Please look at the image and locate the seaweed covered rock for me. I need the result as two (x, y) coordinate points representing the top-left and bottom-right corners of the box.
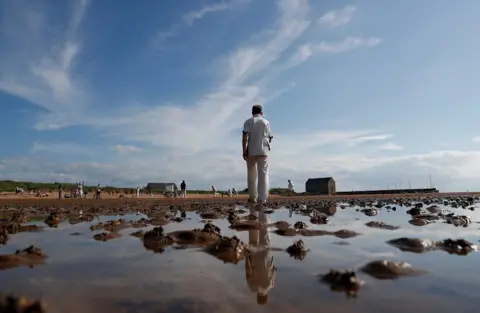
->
(320, 269), (364, 298)
(0, 245), (47, 270)
(361, 260), (426, 279)
(93, 232), (122, 242)
(387, 237), (436, 253)
(438, 238), (477, 255)
(172, 220), (222, 243)
(365, 221), (400, 230)
(206, 236), (247, 264)
(310, 214), (328, 225)
(143, 227), (175, 245)
(44, 212), (62, 227)
(0, 294), (47, 313)
(286, 239), (308, 260)
(293, 221), (307, 230)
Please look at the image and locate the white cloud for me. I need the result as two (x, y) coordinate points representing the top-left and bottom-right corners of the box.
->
(183, 0), (250, 25)
(112, 145), (143, 155)
(287, 36), (382, 67)
(75, 0), (313, 155)
(472, 136), (480, 143)
(0, 0), (89, 114)
(379, 142), (404, 151)
(319, 5), (356, 27)
(30, 141), (93, 156)
(153, 0), (251, 49)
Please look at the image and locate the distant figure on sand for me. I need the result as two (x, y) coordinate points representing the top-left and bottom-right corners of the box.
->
(136, 186), (140, 198)
(287, 180), (294, 196)
(180, 180), (187, 198)
(58, 184), (62, 200)
(95, 184), (102, 200)
(245, 209), (276, 305)
(232, 188), (237, 196)
(212, 186), (217, 197)
(242, 104), (273, 205)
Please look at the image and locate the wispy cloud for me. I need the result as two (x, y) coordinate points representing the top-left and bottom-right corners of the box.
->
(319, 5), (356, 27)
(30, 141), (93, 156)
(379, 142), (404, 151)
(89, 0), (312, 154)
(472, 136), (480, 143)
(339, 133), (394, 148)
(153, 0), (251, 49)
(112, 145), (143, 155)
(183, 0), (250, 25)
(0, 0), (89, 114)
(286, 36), (382, 67)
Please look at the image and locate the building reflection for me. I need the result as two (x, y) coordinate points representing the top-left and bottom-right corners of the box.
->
(245, 209), (277, 305)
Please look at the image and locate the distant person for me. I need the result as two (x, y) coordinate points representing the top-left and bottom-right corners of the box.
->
(287, 180), (294, 196)
(136, 186), (140, 198)
(212, 186), (217, 197)
(180, 180), (187, 198)
(232, 188), (237, 196)
(79, 181), (84, 198)
(245, 209), (276, 305)
(242, 104), (273, 205)
(95, 184), (102, 200)
(58, 184), (62, 200)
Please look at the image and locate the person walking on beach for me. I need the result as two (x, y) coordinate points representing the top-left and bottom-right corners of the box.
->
(242, 104), (273, 205)
(180, 180), (187, 198)
(212, 186), (217, 197)
(58, 183), (62, 200)
(136, 186), (140, 198)
(287, 180), (294, 196)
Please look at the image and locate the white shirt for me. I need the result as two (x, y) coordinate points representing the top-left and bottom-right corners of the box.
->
(288, 181), (294, 190)
(243, 114), (272, 156)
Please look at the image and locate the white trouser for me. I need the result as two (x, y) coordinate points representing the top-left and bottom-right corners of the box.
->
(247, 155), (269, 202)
(181, 190), (187, 198)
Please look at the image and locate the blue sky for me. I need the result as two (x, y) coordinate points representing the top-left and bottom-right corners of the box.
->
(1, 0), (480, 191)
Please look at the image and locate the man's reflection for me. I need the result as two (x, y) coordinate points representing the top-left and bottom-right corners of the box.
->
(245, 209), (276, 305)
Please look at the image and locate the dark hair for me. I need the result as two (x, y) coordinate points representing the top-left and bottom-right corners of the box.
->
(252, 105), (262, 115)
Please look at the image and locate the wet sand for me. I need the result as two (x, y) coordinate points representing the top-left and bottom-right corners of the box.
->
(1, 195), (480, 313)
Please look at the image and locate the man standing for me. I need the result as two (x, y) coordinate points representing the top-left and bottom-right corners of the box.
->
(136, 186), (140, 198)
(242, 104), (273, 205)
(180, 180), (187, 198)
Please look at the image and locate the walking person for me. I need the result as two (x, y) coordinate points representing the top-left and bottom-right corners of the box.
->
(136, 186), (140, 198)
(58, 183), (62, 200)
(287, 180), (294, 196)
(212, 186), (217, 197)
(242, 104), (273, 205)
(180, 180), (187, 198)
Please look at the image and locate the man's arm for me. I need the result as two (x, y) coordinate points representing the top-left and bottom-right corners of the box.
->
(242, 120), (250, 160)
(266, 121), (273, 143)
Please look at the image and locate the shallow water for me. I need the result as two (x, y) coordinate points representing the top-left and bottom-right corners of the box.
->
(1, 204), (480, 313)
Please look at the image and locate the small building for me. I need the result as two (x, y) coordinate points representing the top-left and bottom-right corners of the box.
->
(146, 182), (178, 193)
(305, 177), (336, 195)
